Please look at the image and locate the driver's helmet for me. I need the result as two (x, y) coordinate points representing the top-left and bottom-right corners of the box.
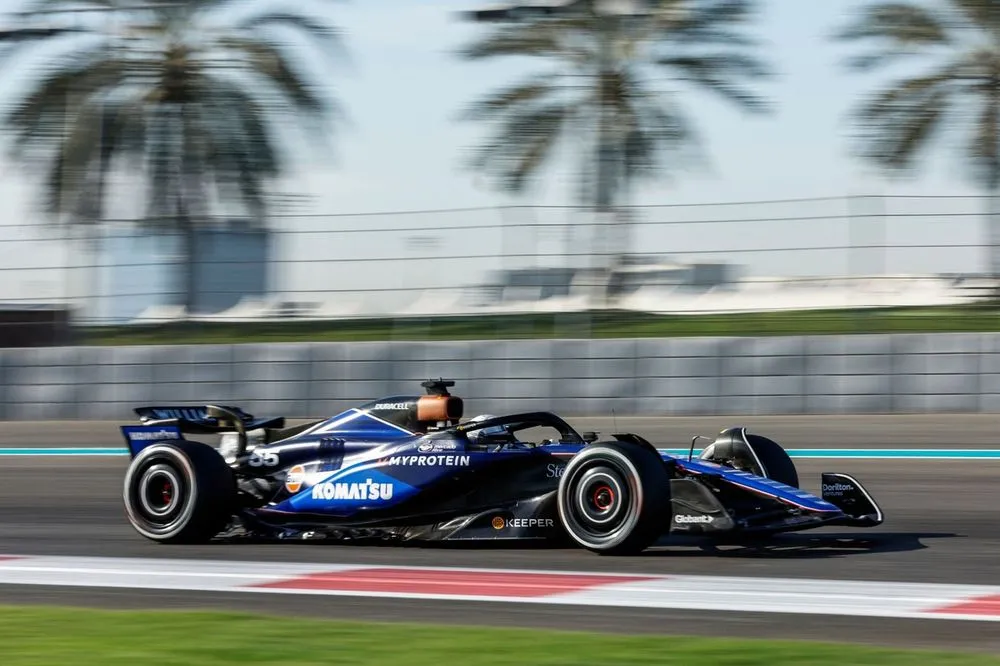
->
(466, 414), (508, 441)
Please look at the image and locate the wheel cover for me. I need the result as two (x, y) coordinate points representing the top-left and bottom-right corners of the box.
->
(559, 451), (643, 549)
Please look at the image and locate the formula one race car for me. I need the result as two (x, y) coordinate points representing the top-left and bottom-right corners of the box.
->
(119, 380), (884, 555)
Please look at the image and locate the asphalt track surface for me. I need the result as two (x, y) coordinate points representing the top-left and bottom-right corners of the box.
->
(1, 415), (999, 653)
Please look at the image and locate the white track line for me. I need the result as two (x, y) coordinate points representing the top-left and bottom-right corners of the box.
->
(0, 555), (997, 622)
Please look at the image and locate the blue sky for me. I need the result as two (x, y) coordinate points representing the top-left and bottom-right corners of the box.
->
(0, 0), (989, 313)
(298, 0), (973, 210)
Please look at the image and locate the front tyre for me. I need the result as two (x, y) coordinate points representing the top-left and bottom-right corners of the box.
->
(123, 440), (236, 544)
(557, 442), (672, 555)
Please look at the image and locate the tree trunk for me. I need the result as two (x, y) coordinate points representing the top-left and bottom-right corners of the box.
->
(990, 186), (1000, 282)
(177, 194), (197, 317)
(85, 100), (113, 324)
(594, 15), (619, 309)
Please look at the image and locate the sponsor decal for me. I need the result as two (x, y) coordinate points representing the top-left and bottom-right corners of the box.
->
(371, 402), (411, 411)
(127, 429), (180, 441)
(675, 514), (714, 524)
(546, 463), (566, 478)
(419, 442), (458, 453)
(823, 482), (854, 495)
(385, 455), (470, 467)
(491, 516), (555, 530)
(285, 465), (305, 494)
(311, 478), (394, 501)
(151, 408), (207, 421)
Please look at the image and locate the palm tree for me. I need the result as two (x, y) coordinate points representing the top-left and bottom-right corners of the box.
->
(0, 0), (345, 317)
(835, 0), (1000, 279)
(456, 0), (771, 243)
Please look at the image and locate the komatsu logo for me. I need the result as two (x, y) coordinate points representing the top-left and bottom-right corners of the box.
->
(128, 429), (180, 441)
(386, 455), (470, 467)
(371, 402), (410, 410)
(311, 479), (394, 501)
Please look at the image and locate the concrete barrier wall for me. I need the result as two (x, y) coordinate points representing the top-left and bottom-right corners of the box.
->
(0, 332), (994, 420)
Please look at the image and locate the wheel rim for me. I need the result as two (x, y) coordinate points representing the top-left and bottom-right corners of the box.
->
(573, 466), (627, 528)
(138, 464), (182, 519)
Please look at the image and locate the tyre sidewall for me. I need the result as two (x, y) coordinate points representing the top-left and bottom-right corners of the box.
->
(123, 443), (200, 541)
(556, 443), (670, 554)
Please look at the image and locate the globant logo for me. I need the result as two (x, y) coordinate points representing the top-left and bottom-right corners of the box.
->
(675, 514), (714, 524)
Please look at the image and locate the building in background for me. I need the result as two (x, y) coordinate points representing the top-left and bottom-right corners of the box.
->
(470, 256), (736, 307)
(96, 220), (273, 323)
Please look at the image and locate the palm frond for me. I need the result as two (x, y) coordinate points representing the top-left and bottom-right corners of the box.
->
(469, 103), (574, 193)
(967, 88), (1000, 189)
(215, 35), (329, 116)
(835, 2), (951, 71)
(657, 53), (771, 112)
(41, 95), (115, 222)
(18, 0), (116, 13)
(236, 11), (347, 63)
(457, 21), (592, 63)
(459, 74), (561, 121)
(666, 0), (762, 46)
(952, 0), (1000, 34)
(851, 69), (955, 172)
(2, 48), (123, 159)
(456, 0), (768, 203)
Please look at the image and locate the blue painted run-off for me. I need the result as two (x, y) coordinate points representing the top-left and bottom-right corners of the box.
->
(2, 447), (1000, 460)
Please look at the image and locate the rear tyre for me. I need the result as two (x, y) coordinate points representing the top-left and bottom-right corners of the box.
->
(556, 442), (672, 555)
(123, 440), (236, 544)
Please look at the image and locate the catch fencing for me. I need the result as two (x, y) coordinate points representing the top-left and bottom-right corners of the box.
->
(0, 194), (991, 330)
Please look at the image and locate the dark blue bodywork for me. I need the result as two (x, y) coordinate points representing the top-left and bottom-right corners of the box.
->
(120, 389), (882, 545)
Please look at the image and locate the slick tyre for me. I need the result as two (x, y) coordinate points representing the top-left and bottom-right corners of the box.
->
(123, 440), (236, 544)
(557, 442), (671, 555)
(745, 434), (799, 489)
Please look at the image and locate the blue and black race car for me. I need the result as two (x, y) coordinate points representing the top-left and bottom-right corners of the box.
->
(120, 380), (884, 555)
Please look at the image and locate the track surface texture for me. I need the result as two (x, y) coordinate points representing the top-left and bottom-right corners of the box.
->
(1, 416), (999, 652)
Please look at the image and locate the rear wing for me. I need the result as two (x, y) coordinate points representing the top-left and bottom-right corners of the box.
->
(134, 405), (285, 433)
(121, 405), (285, 458)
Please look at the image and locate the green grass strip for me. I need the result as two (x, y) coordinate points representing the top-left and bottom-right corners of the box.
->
(0, 606), (996, 665)
(79, 304), (1000, 346)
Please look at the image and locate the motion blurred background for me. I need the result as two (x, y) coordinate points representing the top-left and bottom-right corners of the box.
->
(0, 0), (997, 417)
